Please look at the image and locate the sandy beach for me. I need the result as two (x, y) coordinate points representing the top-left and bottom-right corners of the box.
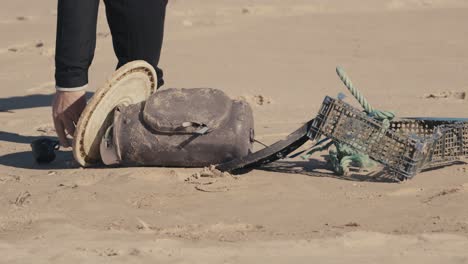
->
(1, 0), (468, 263)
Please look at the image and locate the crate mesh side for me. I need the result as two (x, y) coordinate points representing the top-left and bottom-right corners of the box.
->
(311, 97), (427, 178)
(390, 120), (468, 168)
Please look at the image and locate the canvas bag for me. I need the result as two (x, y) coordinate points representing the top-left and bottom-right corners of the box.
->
(112, 88), (254, 167)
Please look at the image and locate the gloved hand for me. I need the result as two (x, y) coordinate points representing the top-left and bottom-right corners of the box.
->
(52, 90), (86, 147)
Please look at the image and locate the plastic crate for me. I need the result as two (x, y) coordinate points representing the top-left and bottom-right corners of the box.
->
(309, 97), (434, 179)
(390, 118), (468, 169)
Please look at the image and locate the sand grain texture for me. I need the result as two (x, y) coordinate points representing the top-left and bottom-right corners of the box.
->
(1, 0), (468, 263)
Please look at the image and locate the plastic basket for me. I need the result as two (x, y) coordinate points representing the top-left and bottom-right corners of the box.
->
(309, 97), (434, 179)
(390, 119), (468, 169)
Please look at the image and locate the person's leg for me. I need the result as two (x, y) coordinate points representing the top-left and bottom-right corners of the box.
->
(55, 0), (100, 89)
(104, 0), (167, 88)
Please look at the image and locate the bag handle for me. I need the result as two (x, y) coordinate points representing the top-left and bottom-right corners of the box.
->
(182, 122), (209, 135)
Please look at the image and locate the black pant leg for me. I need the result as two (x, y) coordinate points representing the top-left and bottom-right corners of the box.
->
(55, 0), (100, 88)
(104, 0), (167, 88)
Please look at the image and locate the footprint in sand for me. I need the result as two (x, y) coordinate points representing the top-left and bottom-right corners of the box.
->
(7, 41), (54, 57)
(423, 91), (466, 100)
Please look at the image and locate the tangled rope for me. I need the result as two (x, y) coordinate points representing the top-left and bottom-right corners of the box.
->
(302, 66), (396, 176)
(335, 67), (395, 121)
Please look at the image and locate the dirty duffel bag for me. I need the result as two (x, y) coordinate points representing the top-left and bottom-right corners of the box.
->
(110, 88), (255, 167)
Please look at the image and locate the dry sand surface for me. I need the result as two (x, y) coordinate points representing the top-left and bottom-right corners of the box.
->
(1, 0), (468, 263)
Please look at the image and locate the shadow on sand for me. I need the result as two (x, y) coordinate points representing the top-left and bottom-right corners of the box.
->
(0, 92), (95, 169)
(0, 131), (77, 170)
(0, 92), (94, 112)
(260, 159), (400, 183)
(0, 150), (77, 170)
(0, 131), (47, 144)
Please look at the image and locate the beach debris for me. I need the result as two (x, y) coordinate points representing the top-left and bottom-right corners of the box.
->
(31, 138), (60, 164)
(307, 67), (394, 176)
(306, 95), (468, 180)
(219, 66), (468, 180)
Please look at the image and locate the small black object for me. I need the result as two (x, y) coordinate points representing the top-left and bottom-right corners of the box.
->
(31, 138), (60, 164)
(216, 121), (312, 173)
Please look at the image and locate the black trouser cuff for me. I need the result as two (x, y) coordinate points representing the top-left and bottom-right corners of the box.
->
(55, 70), (89, 89)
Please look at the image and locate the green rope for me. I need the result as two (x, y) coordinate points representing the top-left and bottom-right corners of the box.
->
(303, 66), (395, 176)
(335, 66), (396, 121)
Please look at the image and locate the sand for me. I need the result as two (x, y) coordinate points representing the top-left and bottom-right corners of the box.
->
(1, 0), (468, 263)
